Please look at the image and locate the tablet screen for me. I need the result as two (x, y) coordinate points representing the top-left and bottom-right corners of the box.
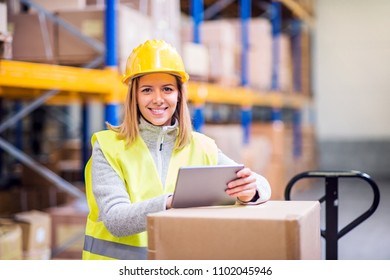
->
(171, 164), (244, 208)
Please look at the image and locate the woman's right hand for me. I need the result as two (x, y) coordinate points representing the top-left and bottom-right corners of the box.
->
(166, 195), (173, 209)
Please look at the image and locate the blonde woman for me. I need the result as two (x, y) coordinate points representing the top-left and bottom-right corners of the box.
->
(82, 40), (271, 260)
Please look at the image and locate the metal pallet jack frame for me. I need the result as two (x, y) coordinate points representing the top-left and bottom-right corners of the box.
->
(285, 170), (380, 260)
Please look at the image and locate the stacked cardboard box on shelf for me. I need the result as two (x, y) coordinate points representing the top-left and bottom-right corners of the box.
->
(0, 220), (23, 260)
(0, 188), (22, 216)
(201, 20), (240, 86)
(54, 139), (84, 183)
(20, 157), (70, 211)
(58, 0), (182, 71)
(13, 210), (52, 260)
(0, 0), (12, 61)
(181, 17), (295, 93)
(300, 26), (312, 96)
(0, 33), (12, 60)
(10, 0), (182, 72)
(56, 6), (105, 65)
(27, 0), (87, 12)
(56, 5), (154, 69)
(228, 18), (273, 91)
(277, 34), (294, 92)
(203, 124), (244, 164)
(181, 42), (209, 81)
(10, 1), (88, 63)
(46, 202), (88, 260)
(13, 138), (86, 213)
(181, 19), (240, 86)
(204, 122), (290, 200)
(204, 121), (318, 200)
(243, 122), (294, 200)
(0, 207), (85, 260)
(289, 123), (319, 191)
(116, 4), (153, 73)
(0, 2), (7, 34)
(12, 13), (57, 63)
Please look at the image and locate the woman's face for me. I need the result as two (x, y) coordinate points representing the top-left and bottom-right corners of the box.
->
(137, 73), (179, 126)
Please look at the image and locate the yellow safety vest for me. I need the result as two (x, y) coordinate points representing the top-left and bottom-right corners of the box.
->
(82, 129), (218, 260)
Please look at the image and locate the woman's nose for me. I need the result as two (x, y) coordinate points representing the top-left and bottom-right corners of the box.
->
(152, 91), (163, 104)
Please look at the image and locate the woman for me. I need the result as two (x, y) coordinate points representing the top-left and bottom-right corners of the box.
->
(82, 40), (271, 260)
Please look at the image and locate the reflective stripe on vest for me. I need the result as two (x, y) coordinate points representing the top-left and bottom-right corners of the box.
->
(83, 235), (147, 260)
(83, 130), (218, 260)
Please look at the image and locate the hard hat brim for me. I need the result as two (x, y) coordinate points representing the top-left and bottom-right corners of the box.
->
(122, 70), (189, 85)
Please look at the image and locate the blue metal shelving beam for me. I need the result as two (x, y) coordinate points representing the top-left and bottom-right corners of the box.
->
(292, 109), (302, 158)
(105, 0), (118, 68)
(192, 0), (204, 44)
(291, 20), (303, 159)
(191, 0), (205, 132)
(240, 0), (250, 87)
(271, 107), (282, 122)
(269, 2), (283, 125)
(291, 19), (302, 93)
(82, 103), (90, 181)
(104, 0), (120, 127)
(271, 1), (281, 91)
(240, 0), (252, 145)
(104, 104), (120, 127)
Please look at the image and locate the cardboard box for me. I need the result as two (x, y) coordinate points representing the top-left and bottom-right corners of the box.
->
(21, 158), (59, 188)
(12, 13), (56, 63)
(251, 122), (293, 159)
(14, 210), (52, 259)
(203, 124), (243, 163)
(56, 7), (103, 64)
(29, 0), (86, 12)
(57, 5), (153, 67)
(0, 189), (22, 215)
(0, 220), (23, 260)
(181, 20), (240, 85)
(46, 203), (88, 259)
(147, 201), (321, 260)
(117, 4), (153, 73)
(0, 2), (7, 34)
(248, 47), (272, 91)
(182, 42), (209, 79)
(0, 33), (13, 60)
(277, 34), (293, 92)
(226, 18), (273, 90)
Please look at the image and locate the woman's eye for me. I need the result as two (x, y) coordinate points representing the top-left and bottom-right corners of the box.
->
(141, 88), (152, 93)
(163, 87), (173, 92)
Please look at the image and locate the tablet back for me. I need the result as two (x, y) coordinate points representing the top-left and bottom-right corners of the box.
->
(171, 165), (244, 208)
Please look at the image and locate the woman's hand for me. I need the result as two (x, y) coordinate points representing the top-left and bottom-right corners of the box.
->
(166, 195), (173, 209)
(225, 167), (257, 202)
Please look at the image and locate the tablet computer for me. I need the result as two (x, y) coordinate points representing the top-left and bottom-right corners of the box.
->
(171, 164), (245, 208)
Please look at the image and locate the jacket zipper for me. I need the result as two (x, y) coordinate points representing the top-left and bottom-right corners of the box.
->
(156, 127), (167, 181)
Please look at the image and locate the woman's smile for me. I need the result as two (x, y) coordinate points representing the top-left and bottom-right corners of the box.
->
(137, 73), (179, 126)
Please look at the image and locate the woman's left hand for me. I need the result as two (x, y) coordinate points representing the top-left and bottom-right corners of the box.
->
(225, 167), (257, 202)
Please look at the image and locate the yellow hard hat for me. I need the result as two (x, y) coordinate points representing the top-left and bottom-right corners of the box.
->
(122, 40), (189, 84)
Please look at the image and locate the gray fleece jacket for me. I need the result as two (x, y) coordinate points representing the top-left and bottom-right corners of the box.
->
(91, 118), (271, 237)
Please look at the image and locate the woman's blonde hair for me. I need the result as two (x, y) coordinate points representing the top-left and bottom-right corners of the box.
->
(106, 75), (193, 150)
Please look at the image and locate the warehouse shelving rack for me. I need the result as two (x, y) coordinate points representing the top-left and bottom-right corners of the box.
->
(0, 0), (315, 199)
